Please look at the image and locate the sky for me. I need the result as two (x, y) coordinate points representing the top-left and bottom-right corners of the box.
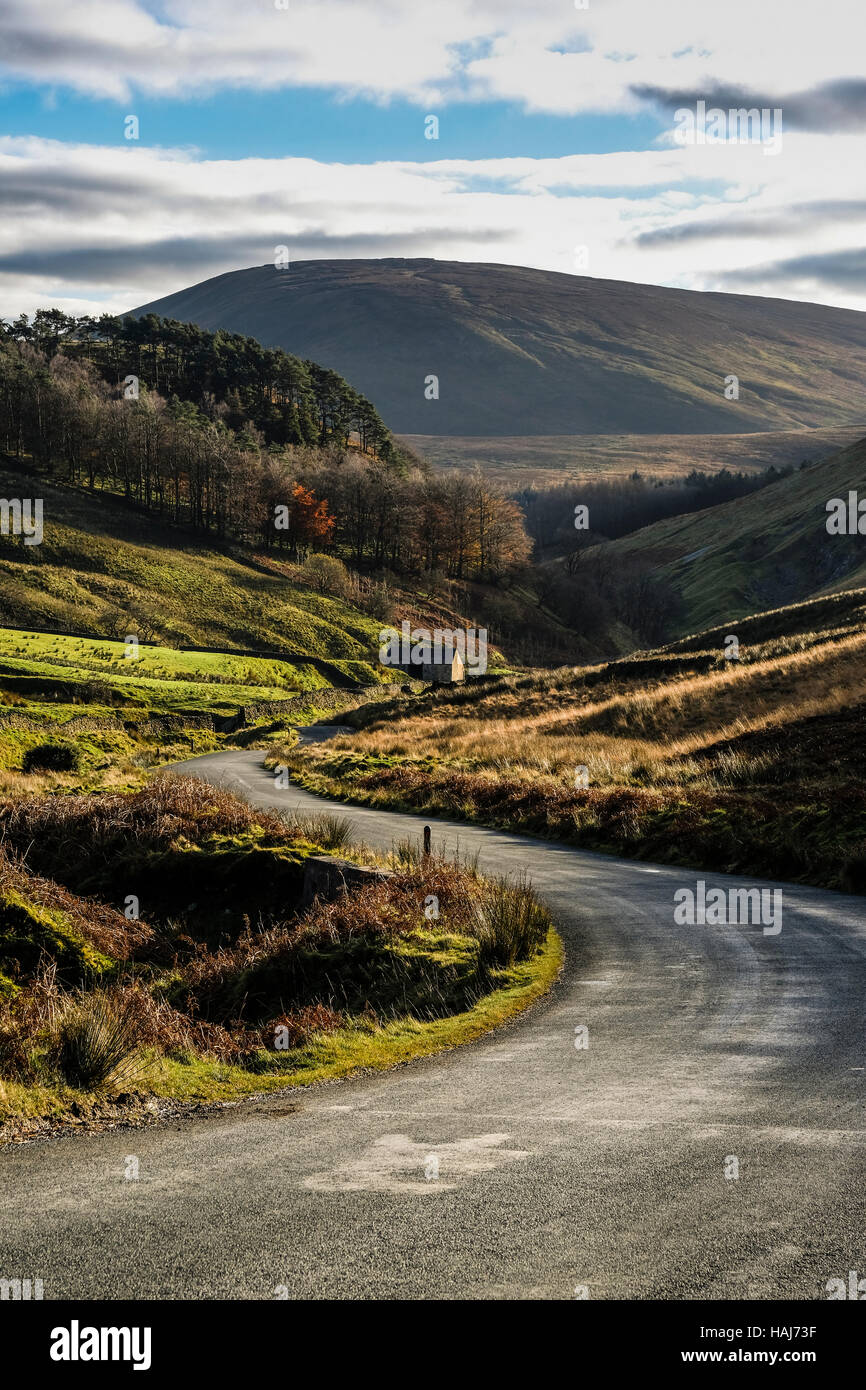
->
(1, 0), (865, 319)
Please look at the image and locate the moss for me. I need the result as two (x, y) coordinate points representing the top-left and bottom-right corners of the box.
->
(0, 889), (115, 986)
(0, 970), (19, 1001)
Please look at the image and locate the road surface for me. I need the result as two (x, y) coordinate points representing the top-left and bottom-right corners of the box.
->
(2, 742), (866, 1300)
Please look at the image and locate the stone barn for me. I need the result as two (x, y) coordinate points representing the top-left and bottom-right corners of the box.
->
(402, 645), (465, 683)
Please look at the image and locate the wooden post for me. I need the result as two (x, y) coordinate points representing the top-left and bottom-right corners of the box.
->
(423, 825), (431, 859)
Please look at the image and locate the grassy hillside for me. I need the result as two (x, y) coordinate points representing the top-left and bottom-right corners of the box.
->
(0, 459), (424, 794)
(0, 456), (619, 670)
(0, 463), (390, 669)
(583, 435), (866, 638)
(133, 258), (866, 436)
(661, 587), (866, 652)
(278, 590), (866, 893)
(0, 629), (358, 711)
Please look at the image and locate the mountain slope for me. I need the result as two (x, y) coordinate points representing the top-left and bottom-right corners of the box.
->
(0, 463), (387, 672)
(132, 258), (866, 436)
(589, 436), (866, 635)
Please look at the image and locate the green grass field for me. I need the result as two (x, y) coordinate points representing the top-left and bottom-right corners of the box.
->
(0, 628), (369, 713)
(0, 625), (409, 792)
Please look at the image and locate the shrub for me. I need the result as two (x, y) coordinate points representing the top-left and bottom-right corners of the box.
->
(0, 961), (61, 1080)
(286, 811), (353, 851)
(300, 553), (354, 599)
(470, 875), (551, 970)
(22, 742), (81, 773)
(78, 679), (118, 706)
(52, 990), (141, 1090)
(841, 843), (866, 894)
(261, 1003), (344, 1050)
(363, 580), (395, 623)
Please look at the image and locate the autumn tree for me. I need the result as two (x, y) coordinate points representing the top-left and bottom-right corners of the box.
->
(274, 483), (335, 560)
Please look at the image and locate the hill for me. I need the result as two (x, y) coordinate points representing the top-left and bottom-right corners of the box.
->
(132, 258), (866, 436)
(282, 589), (866, 893)
(582, 435), (866, 638)
(0, 462), (388, 669)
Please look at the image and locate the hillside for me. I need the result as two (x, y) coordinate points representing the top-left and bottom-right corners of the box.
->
(4, 309), (402, 463)
(0, 458), (563, 674)
(283, 590), (866, 893)
(584, 436), (866, 638)
(133, 258), (866, 436)
(0, 463), (388, 671)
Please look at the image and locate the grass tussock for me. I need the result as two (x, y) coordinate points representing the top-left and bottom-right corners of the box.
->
(52, 990), (142, 1090)
(471, 875), (551, 969)
(283, 811), (354, 851)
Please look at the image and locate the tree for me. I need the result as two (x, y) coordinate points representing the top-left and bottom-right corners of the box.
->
(274, 483), (335, 560)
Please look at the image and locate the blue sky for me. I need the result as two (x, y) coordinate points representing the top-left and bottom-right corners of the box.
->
(1, 0), (864, 318)
(1, 84), (664, 162)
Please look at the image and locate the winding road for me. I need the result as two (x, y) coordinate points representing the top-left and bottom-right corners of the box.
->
(3, 738), (866, 1300)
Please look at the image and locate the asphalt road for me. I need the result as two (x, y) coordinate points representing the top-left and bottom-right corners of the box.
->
(3, 741), (866, 1300)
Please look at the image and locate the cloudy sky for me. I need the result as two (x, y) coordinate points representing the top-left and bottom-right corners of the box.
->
(1, 0), (865, 319)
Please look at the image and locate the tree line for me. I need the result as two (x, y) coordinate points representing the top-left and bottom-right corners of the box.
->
(260, 451), (530, 578)
(0, 334), (530, 581)
(2, 308), (404, 462)
(517, 466), (793, 554)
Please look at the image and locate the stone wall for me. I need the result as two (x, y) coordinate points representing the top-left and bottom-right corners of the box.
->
(301, 854), (394, 908)
(221, 680), (427, 733)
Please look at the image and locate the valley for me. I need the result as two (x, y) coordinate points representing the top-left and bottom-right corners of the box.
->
(1, 273), (864, 1305)
(403, 426), (865, 488)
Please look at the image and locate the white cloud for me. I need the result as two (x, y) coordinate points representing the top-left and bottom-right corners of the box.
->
(2, 133), (865, 319)
(1, 0), (864, 114)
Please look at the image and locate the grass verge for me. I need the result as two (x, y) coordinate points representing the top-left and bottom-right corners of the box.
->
(134, 927), (562, 1103)
(279, 749), (866, 894)
(0, 777), (563, 1140)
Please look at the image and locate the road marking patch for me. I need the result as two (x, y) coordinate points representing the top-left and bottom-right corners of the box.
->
(303, 1132), (530, 1193)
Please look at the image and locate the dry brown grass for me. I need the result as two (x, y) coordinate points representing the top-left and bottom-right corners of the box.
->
(0, 774), (291, 850)
(175, 858), (483, 1005)
(0, 849), (153, 960)
(336, 631), (866, 788)
(0, 965), (248, 1078)
(172, 855), (549, 1028)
